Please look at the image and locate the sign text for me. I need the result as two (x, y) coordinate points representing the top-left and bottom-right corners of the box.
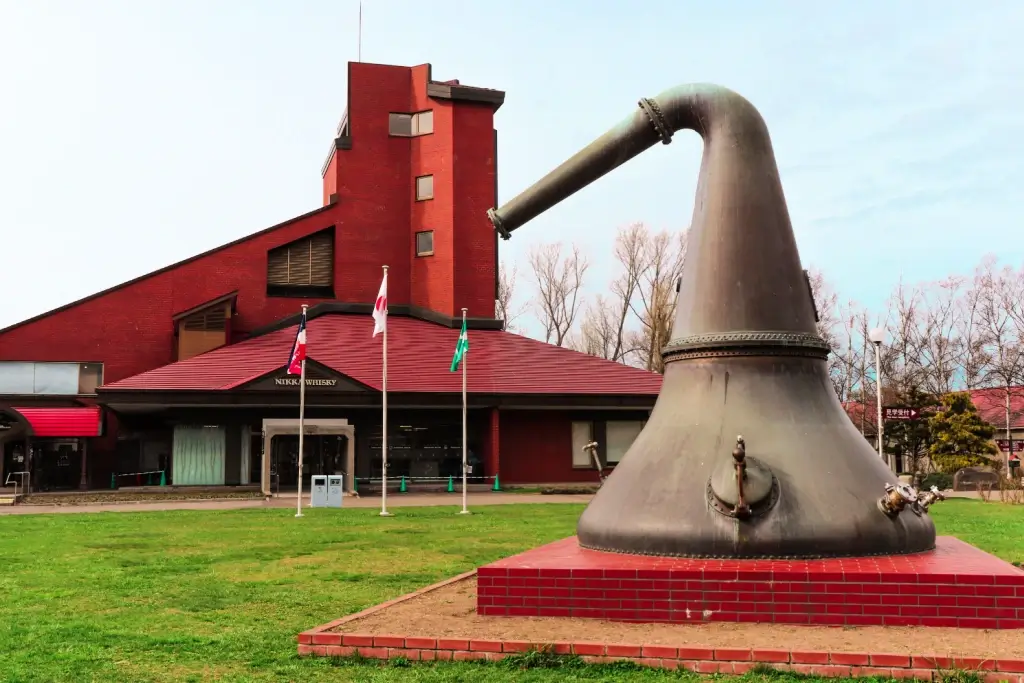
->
(274, 378), (338, 387)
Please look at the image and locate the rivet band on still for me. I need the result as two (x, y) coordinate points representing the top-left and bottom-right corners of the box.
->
(639, 98), (673, 145)
(661, 331), (832, 363)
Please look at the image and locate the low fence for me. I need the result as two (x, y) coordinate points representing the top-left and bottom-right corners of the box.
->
(107, 472), (504, 493)
(352, 474), (501, 493)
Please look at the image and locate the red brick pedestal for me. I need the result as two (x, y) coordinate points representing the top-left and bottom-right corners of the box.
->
(477, 536), (1024, 629)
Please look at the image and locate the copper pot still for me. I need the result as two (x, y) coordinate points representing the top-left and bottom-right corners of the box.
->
(488, 84), (937, 559)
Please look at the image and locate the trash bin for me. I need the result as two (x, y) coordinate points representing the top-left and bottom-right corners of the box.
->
(310, 475), (328, 507)
(327, 475), (344, 508)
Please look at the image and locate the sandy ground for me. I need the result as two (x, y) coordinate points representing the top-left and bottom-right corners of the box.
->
(334, 575), (1024, 659)
(0, 492), (592, 515)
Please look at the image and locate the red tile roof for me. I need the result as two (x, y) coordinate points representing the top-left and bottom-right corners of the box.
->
(12, 406), (103, 437)
(971, 387), (1024, 430)
(101, 314), (664, 395)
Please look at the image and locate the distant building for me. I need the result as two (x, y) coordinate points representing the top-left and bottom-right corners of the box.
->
(843, 388), (1024, 473)
(0, 62), (661, 496)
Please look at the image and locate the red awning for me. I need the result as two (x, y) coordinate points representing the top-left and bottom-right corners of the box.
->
(10, 406), (103, 438)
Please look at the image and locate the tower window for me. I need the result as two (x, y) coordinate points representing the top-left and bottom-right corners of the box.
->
(415, 175), (434, 201)
(415, 231), (434, 256)
(389, 111), (433, 137)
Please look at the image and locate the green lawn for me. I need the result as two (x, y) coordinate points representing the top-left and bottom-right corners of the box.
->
(0, 499), (1018, 682)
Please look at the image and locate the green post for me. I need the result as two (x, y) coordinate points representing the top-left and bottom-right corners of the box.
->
(399, 476), (407, 493)
(353, 477), (358, 493)
(492, 474), (501, 492)
(147, 472), (153, 486)
(160, 471), (166, 486)
(110, 473), (116, 490)
(447, 476), (454, 493)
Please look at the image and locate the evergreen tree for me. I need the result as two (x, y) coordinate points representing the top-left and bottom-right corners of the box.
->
(884, 387), (936, 474)
(928, 392), (999, 473)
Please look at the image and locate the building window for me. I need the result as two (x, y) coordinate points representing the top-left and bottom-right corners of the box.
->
(389, 110), (433, 137)
(415, 175), (434, 201)
(415, 230), (434, 256)
(571, 419), (646, 468)
(605, 421), (645, 465)
(78, 364), (104, 394)
(368, 420), (479, 480)
(571, 421), (594, 468)
(266, 228), (335, 297)
(0, 362), (104, 396)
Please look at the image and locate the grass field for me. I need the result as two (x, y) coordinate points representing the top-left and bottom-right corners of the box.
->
(0, 499), (1020, 682)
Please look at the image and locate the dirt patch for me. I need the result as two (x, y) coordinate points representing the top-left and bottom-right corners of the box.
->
(333, 575), (1024, 659)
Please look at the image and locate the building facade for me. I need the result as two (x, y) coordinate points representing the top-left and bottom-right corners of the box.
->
(0, 61), (661, 496)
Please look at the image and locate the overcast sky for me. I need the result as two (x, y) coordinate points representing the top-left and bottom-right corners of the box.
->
(1, 1), (1021, 338)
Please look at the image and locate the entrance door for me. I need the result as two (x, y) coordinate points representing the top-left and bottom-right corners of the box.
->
(2, 441), (27, 487)
(270, 434), (348, 491)
(35, 441), (82, 492)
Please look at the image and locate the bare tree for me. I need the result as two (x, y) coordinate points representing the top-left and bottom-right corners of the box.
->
(955, 276), (989, 390)
(528, 242), (589, 347)
(973, 257), (1024, 468)
(629, 229), (688, 373)
(571, 223), (647, 362)
(916, 277), (965, 396)
(879, 279), (926, 397)
(571, 295), (627, 359)
(858, 311), (877, 439)
(805, 268), (846, 397)
(496, 260), (528, 334)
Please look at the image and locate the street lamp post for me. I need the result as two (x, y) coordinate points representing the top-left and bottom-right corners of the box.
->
(868, 327), (888, 470)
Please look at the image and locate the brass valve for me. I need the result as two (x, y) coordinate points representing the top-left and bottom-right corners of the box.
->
(879, 482), (918, 517)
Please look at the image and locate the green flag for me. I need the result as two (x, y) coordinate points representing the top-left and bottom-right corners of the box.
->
(450, 319), (469, 372)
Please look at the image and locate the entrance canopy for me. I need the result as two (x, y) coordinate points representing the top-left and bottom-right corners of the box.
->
(261, 418), (355, 496)
(2, 406), (103, 438)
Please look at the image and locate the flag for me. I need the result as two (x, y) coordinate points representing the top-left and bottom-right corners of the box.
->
(372, 271), (388, 337)
(450, 318), (469, 372)
(286, 309), (307, 375)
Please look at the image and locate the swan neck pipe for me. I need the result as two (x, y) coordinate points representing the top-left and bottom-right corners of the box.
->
(486, 84), (752, 238)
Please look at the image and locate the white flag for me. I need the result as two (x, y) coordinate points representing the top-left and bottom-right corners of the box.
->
(372, 271), (388, 337)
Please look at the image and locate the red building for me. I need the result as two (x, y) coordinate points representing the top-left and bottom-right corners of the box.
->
(0, 61), (661, 497)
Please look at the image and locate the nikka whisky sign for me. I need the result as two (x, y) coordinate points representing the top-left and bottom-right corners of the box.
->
(273, 377), (339, 388)
(245, 362), (366, 392)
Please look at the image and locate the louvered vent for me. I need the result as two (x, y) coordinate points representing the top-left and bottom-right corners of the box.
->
(267, 230), (334, 291)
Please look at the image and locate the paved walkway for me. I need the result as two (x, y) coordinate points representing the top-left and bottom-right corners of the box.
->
(0, 488), (996, 517)
(0, 492), (594, 516)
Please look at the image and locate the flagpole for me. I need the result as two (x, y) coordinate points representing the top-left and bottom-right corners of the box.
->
(460, 308), (470, 515)
(295, 304), (308, 518)
(380, 265), (393, 517)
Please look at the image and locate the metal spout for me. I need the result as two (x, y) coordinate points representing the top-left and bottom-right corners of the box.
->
(917, 486), (946, 513)
(732, 436), (751, 519)
(583, 441), (605, 483)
